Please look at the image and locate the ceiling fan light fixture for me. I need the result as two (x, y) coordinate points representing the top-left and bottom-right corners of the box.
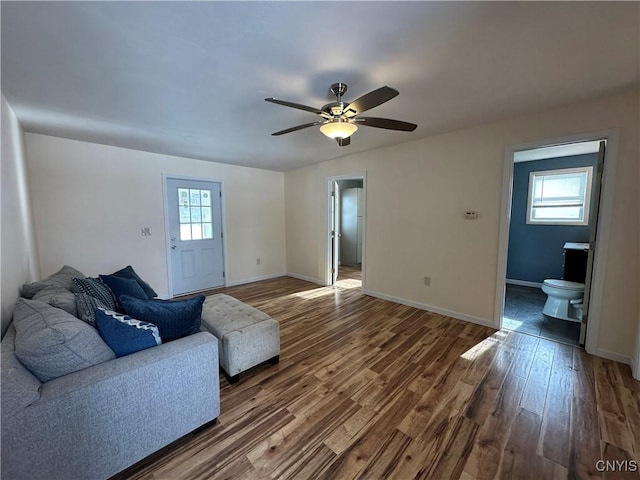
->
(319, 120), (358, 139)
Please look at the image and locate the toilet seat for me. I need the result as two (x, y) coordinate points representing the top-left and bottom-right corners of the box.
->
(542, 279), (584, 291)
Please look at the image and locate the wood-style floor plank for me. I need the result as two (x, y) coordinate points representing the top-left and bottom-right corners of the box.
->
(114, 275), (639, 480)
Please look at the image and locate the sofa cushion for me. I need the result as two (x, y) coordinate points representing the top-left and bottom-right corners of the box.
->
(95, 308), (161, 357)
(110, 265), (158, 299)
(32, 287), (78, 317)
(120, 295), (205, 342)
(12, 298), (115, 383)
(71, 277), (117, 311)
(99, 274), (148, 310)
(21, 265), (85, 299)
(1, 325), (42, 416)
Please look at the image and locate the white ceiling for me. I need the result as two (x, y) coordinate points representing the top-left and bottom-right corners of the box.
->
(2, 1), (638, 171)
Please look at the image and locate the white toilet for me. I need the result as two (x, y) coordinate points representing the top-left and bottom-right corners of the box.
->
(541, 279), (584, 322)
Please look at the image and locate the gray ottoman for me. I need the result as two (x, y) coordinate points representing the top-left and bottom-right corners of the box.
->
(200, 294), (280, 383)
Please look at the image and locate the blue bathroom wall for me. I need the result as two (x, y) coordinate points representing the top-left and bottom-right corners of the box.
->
(506, 153), (598, 283)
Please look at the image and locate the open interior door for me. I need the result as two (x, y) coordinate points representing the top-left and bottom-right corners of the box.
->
(330, 181), (340, 284)
(580, 140), (605, 346)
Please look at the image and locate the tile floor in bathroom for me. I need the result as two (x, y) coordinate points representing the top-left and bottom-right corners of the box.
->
(503, 283), (581, 346)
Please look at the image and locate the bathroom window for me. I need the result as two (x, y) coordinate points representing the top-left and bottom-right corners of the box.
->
(527, 166), (593, 225)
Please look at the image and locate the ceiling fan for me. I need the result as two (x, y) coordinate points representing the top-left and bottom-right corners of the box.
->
(265, 83), (417, 147)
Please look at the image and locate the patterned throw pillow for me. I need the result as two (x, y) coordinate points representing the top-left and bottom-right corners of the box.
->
(74, 293), (108, 326)
(71, 277), (117, 311)
(119, 295), (205, 342)
(95, 308), (161, 358)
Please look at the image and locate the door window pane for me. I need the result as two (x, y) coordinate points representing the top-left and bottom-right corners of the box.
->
(180, 224), (192, 241)
(179, 188), (190, 206)
(189, 189), (201, 206)
(201, 190), (211, 206)
(179, 206), (190, 223)
(203, 223), (213, 239)
(191, 223), (203, 240)
(201, 206), (212, 222)
(190, 206), (202, 222)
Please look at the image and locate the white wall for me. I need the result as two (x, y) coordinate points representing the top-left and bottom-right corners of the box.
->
(284, 164), (319, 283)
(285, 89), (639, 361)
(25, 134), (286, 297)
(1, 94), (39, 337)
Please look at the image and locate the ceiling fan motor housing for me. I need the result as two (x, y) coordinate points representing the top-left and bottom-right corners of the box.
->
(330, 82), (347, 98)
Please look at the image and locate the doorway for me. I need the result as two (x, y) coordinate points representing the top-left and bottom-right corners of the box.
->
(328, 175), (366, 288)
(164, 176), (226, 296)
(496, 135), (615, 352)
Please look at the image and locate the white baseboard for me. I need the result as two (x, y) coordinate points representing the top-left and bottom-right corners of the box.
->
(631, 355), (638, 380)
(595, 348), (631, 366)
(286, 272), (323, 285)
(362, 289), (496, 329)
(225, 272), (286, 287)
(506, 279), (543, 288)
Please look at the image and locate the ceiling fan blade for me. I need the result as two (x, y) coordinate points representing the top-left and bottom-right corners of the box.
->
(271, 121), (324, 136)
(336, 136), (351, 147)
(265, 98), (325, 115)
(343, 86), (399, 115)
(356, 117), (417, 132)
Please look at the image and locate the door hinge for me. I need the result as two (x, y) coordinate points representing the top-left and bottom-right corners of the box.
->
(219, 191), (222, 198)
(221, 231), (224, 239)
(331, 191), (335, 197)
(223, 271), (225, 278)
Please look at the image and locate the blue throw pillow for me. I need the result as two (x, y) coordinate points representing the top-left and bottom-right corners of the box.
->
(99, 274), (148, 310)
(119, 295), (205, 342)
(110, 265), (157, 299)
(95, 308), (161, 358)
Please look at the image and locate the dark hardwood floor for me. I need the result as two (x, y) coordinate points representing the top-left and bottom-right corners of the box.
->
(115, 276), (639, 480)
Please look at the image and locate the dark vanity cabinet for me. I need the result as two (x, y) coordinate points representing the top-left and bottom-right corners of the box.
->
(562, 242), (589, 283)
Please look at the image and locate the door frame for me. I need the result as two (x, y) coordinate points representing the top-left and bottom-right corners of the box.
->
(633, 323), (640, 380)
(494, 130), (619, 357)
(326, 173), (367, 288)
(162, 173), (229, 297)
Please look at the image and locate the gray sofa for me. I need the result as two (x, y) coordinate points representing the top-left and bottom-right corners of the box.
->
(1, 321), (220, 480)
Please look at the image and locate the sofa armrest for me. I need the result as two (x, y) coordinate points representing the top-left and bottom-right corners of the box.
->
(2, 331), (220, 480)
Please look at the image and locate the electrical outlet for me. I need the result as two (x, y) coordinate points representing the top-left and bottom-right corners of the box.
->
(424, 276), (431, 286)
(141, 227), (151, 236)
(256, 258), (261, 265)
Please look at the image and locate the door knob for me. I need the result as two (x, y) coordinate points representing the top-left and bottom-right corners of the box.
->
(171, 245), (177, 250)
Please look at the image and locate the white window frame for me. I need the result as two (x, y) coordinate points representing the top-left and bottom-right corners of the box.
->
(526, 166), (593, 226)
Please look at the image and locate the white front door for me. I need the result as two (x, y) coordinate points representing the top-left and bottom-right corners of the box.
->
(166, 177), (225, 295)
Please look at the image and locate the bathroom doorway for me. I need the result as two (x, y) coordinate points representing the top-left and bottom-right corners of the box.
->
(496, 137), (612, 349)
(328, 175), (365, 289)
